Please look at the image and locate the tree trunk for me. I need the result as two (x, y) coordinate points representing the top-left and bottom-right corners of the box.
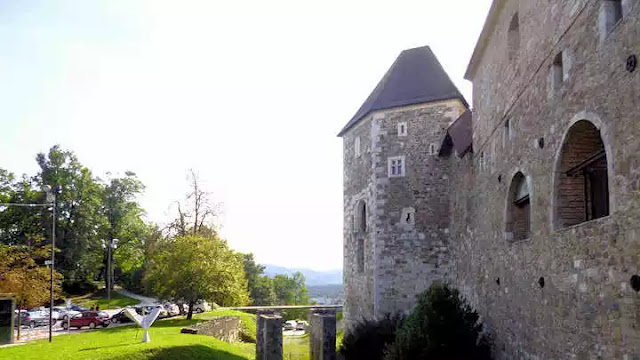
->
(186, 301), (194, 320)
(16, 303), (21, 340)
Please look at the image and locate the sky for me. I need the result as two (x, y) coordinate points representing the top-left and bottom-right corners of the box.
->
(0, 0), (492, 270)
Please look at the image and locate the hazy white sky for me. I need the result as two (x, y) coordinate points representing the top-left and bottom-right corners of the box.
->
(0, 0), (491, 270)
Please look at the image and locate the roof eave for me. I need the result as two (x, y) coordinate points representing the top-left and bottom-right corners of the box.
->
(464, 0), (506, 80)
(337, 95), (469, 137)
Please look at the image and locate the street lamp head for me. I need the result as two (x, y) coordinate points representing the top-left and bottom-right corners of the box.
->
(41, 185), (52, 193)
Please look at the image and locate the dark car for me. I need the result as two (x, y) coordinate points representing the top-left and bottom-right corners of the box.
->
(14, 311), (49, 328)
(109, 309), (134, 324)
(62, 311), (110, 329)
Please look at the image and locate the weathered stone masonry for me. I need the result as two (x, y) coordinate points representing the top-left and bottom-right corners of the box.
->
(340, 0), (640, 358)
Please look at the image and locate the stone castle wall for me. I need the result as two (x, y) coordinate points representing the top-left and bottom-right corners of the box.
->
(450, 0), (640, 359)
(343, 0), (640, 357)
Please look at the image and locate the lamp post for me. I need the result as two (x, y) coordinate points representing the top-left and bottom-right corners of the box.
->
(101, 238), (119, 301)
(42, 185), (61, 343)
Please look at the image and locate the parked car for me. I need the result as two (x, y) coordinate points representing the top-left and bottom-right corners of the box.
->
(109, 309), (134, 324)
(15, 311), (49, 328)
(163, 303), (180, 316)
(283, 320), (297, 331)
(62, 311), (110, 329)
(143, 305), (168, 318)
(192, 300), (211, 313)
(53, 306), (79, 321)
(69, 305), (88, 312)
(295, 320), (308, 330)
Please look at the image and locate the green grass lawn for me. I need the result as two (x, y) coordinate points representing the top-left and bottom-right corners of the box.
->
(0, 310), (256, 360)
(0, 309), (318, 360)
(72, 289), (140, 310)
(283, 335), (309, 360)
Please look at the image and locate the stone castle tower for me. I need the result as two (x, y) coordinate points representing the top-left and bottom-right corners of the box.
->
(338, 46), (468, 325)
(340, 0), (640, 358)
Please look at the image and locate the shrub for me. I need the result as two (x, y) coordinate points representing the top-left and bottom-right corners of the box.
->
(339, 313), (405, 360)
(385, 282), (492, 360)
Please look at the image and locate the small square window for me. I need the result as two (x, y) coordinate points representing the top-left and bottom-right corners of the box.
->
(388, 156), (406, 177)
(397, 122), (408, 137)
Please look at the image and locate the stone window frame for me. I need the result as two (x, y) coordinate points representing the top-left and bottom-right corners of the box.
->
(551, 51), (565, 91)
(397, 122), (408, 137)
(599, 0), (626, 39)
(504, 171), (532, 243)
(354, 136), (361, 158)
(507, 12), (520, 61)
(550, 111), (615, 232)
(428, 143), (438, 156)
(388, 156), (406, 177)
(504, 118), (512, 146)
(400, 207), (416, 228)
(355, 199), (367, 233)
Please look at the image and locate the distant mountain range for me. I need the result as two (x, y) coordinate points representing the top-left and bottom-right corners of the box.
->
(263, 265), (343, 286)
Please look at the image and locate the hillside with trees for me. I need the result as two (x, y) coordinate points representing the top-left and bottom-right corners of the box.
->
(0, 145), (311, 310)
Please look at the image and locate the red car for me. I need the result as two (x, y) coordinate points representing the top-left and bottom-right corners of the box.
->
(62, 311), (110, 329)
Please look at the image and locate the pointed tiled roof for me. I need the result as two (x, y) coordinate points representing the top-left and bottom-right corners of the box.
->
(337, 46), (468, 137)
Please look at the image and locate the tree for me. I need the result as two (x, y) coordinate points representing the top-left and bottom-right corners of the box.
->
(0, 244), (62, 340)
(167, 170), (219, 237)
(384, 282), (492, 360)
(36, 146), (105, 292)
(100, 172), (147, 292)
(144, 234), (249, 319)
(273, 272), (311, 305)
(243, 253), (276, 306)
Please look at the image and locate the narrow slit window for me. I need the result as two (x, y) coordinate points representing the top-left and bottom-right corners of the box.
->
(398, 122), (408, 137)
(552, 52), (564, 90)
(604, 0), (623, 34)
(504, 119), (511, 144)
(355, 137), (361, 158)
(508, 13), (520, 61)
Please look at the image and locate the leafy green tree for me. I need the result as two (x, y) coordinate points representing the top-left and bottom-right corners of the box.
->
(36, 145), (105, 291)
(385, 282), (492, 360)
(0, 244), (62, 339)
(145, 234), (249, 319)
(0, 170), (47, 247)
(100, 172), (147, 291)
(273, 272), (311, 305)
(242, 253), (277, 306)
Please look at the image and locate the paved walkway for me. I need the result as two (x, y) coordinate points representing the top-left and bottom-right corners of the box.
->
(116, 289), (158, 305)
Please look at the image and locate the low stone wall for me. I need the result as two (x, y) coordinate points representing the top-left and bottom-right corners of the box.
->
(180, 316), (240, 342)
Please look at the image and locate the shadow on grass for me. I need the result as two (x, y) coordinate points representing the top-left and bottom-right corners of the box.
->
(113, 345), (248, 360)
(79, 341), (138, 351)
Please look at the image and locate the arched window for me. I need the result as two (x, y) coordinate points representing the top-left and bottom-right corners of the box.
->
(508, 13), (520, 61)
(555, 120), (609, 229)
(506, 172), (530, 241)
(355, 200), (367, 233)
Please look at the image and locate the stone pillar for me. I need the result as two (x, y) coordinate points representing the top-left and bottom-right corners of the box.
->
(310, 312), (337, 360)
(256, 313), (282, 360)
(0, 298), (15, 345)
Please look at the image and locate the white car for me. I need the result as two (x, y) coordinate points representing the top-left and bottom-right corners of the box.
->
(53, 306), (79, 321)
(163, 303), (180, 316)
(192, 300), (211, 313)
(283, 320), (297, 331)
